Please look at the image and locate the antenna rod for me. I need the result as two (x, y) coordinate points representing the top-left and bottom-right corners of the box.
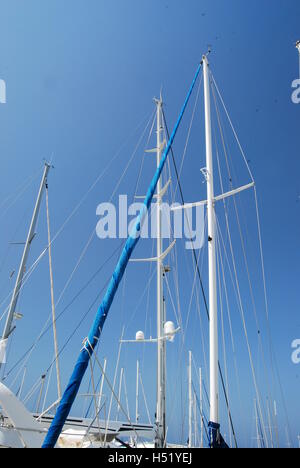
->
(0, 163), (50, 370)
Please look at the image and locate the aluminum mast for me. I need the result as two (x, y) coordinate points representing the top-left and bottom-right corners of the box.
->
(0, 163), (50, 371)
(203, 55), (219, 445)
(155, 96), (166, 448)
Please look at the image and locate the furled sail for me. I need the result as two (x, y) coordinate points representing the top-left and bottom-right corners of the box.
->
(42, 62), (202, 449)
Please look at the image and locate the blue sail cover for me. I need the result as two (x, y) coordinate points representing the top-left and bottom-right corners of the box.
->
(208, 421), (229, 449)
(42, 63), (202, 448)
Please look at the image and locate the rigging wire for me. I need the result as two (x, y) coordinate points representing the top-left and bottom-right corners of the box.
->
(82, 110), (157, 419)
(0, 202), (34, 291)
(254, 185), (293, 444)
(45, 183), (61, 401)
(191, 381), (209, 443)
(42, 358), (55, 414)
(211, 71), (292, 446)
(211, 94), (255, 444)
(3, 108), (155, 387)
(36, 109), (156, 423)
(159, 103), (208, 446)
(3, 241), (125, 381)
(210, 73), (254, 184)
(49, 108), (156, 317)
(172, 74), (203, 201)
(216, 231), (232, 447)
(104, 328), (124, 446)
(0, 110), (155, 327)
(162, 106), (238, 448)
(215, 216), (246, 440)
(139, 372), (152, 425)
(215, 215), (269, 447)
(84, 341), (147, 448)
(0, 167), (42, 219)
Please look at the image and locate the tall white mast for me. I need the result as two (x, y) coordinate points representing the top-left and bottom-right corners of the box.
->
(0, 163), (50, 371)
(124, 96), (175, 447)
(45, 183), (61, 400)
(155, 96), (166, 448)
(203, 55), (219, 433)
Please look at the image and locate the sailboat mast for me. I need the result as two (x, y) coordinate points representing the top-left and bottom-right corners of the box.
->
(203, 55), (219, 438)
(0, 163), (50, 370)
(45, 183), (61, 400)
(155, 96), (166, 448)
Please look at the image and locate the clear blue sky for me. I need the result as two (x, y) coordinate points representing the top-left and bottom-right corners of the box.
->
(0, 0), (299, 448)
